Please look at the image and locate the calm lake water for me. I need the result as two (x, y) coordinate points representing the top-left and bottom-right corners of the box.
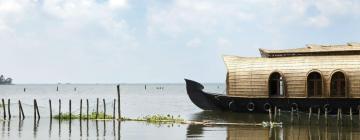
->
(0, 84), (360, 140)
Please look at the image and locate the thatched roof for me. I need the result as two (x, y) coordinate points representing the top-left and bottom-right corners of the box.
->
(260, 42), (360, 58)
(223, 55), (360, 98)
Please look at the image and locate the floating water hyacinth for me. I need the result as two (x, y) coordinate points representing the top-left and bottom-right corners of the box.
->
(54, 113), (186, 124)
(54, 112), (113, 120)
(142, 114), (185, 123)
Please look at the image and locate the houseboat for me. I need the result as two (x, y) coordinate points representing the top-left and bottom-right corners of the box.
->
(185, 43), (360, 114)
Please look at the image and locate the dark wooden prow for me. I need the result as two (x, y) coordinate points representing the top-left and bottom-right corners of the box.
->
(184, 79), (220, 111)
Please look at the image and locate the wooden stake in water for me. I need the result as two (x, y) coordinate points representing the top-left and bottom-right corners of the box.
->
(35, 99), (40, 119)
(59, 99), (62, 118)
(80, 99), (83, 120)
(86, 99), (89, 120)
(96, 98), (99, 119)
(36, 100), (40, 119)
(80, 113), (83, 136)
(117, 85), (121, 119)
(103, 99), (106, 119)
(113, 99), (116, 119)
(18, 100), (25, 119)
(7, 99), (11, 119)
(2, 99), (6, 119)
(18, 100), (22, 119)
(49, 99), (52, 118)
(69, 100), (72, 120)
(33, 99), (37, 120)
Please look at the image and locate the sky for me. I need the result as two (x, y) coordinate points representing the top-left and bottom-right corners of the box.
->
(1, 0), (360, 84)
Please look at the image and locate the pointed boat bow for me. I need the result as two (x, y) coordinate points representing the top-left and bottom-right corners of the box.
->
(184, 79), (221, 110)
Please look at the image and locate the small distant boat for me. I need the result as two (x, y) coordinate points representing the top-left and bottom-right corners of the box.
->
(185, 43), (360, 114)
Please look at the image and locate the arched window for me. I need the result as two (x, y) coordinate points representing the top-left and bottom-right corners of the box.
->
(330, 72), (346, 97)
(269, 72), (285, 97)
(307, 72), (323, 97)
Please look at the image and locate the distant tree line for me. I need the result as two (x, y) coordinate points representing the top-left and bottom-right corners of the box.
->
(0, 75), (12, 84)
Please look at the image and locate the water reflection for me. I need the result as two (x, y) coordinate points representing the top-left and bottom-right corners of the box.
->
(186, 124), (204, 138)
(69, 119), (71, 137)
(49, 119), (52, 138)
(103, 120), (106, 136)
(117, 121), (120, 140)
(58, 119), (61, 137)
(7, 119), (10, 136)
(185, 121), (360, 140)
(18, 119), (23, 137)
(33, 118), (39, 139)
(86, 119), (89, 137)
(1, 120), (4, 138)
(1, 118), (121, 140)
(96, 120), (99, 137)
(2, 111), (360, 139)
(112, 120), (115, 137)
(187, 111), (360, 140)
(79, 119), (82, 137)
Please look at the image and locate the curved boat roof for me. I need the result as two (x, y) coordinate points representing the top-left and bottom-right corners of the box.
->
(259, 42), (360, 58)
(223, 53), (360, 98)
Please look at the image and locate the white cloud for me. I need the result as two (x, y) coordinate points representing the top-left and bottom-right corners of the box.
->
(0, 0), (139, 83)
(0, 0), (33, 32)
(0, 0), (128, 25)
(0, 1), (23, 13)
(147, 0), (360, 36)
(147, 0), (255, 36)
(42, 0), (127, 19)
(109, 0), (127, 9)
(0, 0), (130, 39)
(0, 0), (359, 83)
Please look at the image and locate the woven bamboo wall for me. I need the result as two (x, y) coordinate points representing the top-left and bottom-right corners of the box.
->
(223, 55), (360, 98)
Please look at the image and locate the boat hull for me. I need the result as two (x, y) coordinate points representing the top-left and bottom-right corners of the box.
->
(185, 79), (360, 114)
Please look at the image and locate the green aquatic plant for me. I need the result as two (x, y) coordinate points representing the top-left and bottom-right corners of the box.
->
(52, 113), (280, 128)
(54, 113), (79, 120)
(52, 112), (282, 128)
(86, 112), (113, 119)
(54, 112), (113, 120)
(54, 112), (185, 124)
(142, 114), (184, 123)
(120, 114), (185, 123)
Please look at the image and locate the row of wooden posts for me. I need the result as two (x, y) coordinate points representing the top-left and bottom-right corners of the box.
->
(267, 106), (357, 123)
(1, 85), (122, 120)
